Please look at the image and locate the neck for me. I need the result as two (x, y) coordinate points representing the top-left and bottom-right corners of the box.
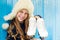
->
(19, 20), (25, 24)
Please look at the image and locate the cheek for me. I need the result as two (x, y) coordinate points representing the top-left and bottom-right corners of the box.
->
(24, 14), (28, 19)
(25, 15), (27, 18)
(17, 13), (21, 17)
(16, 14), (21, 21)
(16, 13), (21, 19)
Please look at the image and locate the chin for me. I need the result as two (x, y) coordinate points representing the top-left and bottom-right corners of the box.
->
(19, 20), (24, 22)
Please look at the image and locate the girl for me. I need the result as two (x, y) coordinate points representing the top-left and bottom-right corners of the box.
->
(2, 0), (34, 40)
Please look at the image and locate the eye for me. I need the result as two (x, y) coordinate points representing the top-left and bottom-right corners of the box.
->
(25, 12), (28, 14)
(20, 11), (23, 13)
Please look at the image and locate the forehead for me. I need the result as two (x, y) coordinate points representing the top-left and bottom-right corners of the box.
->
(17, 9), (29, 15)
(19, 9), (28, 12)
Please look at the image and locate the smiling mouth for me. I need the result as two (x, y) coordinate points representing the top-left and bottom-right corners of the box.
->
(19, 17), (24, 20)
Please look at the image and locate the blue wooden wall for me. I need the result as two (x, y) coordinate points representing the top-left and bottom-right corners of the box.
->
(0, 0), (60, 40)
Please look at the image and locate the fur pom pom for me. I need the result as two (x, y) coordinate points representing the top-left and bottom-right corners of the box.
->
(2, 23), (9, 30)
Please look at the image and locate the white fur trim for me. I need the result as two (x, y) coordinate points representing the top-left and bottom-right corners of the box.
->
(37, 18), (48, 38)
(27, 17), (36, 36)
(4, 0), (34, 21)
(4, 12), (16, 21)
(2, 23), (9, 30)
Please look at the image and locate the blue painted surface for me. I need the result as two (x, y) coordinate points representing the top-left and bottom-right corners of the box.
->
(33, 28), (40, 38)
(0, 0), (60, 40)
(0, 0), (13, 40)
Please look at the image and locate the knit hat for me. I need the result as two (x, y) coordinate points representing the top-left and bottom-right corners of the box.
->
(2, 0), (34, 30)
(4, 0), (34, 21)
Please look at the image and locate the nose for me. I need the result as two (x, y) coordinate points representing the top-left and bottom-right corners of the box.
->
(22, 13), (25, 17)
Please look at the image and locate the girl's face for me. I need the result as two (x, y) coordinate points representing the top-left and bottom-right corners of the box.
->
(16, 9), (28, 22)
